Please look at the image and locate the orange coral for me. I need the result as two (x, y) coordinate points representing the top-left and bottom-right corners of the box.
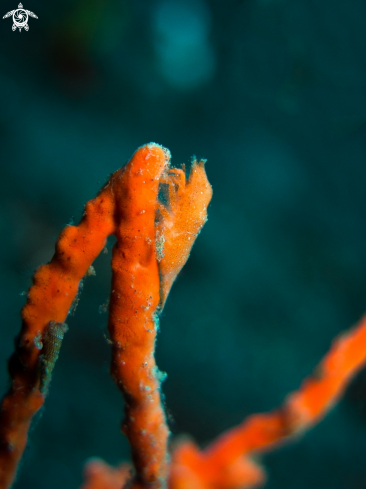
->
(156, 162), (213, 305)
(0, 149), (116, 488)
(107, 151), (211, 488)
(0, 143), (212, 489)
(81, 459), (132, 489)
(4, 140), (365, 489)
(107, 144), (171, 489)
(169, 314), (366, 489)
(81, 314), (366, 489)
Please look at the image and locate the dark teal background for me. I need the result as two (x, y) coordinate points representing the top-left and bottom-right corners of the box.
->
(1, 0), (366, 488)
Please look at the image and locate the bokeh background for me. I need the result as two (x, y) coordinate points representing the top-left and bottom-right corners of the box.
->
(1, 0), (366, 488)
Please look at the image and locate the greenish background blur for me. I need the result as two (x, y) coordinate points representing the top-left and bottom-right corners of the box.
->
(1, 0), (366, 488)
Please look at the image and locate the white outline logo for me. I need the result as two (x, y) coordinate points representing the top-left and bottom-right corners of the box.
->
(3, 3), (38, 32)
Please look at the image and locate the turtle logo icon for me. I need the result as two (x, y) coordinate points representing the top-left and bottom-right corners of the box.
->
(3, 3), (38, 32)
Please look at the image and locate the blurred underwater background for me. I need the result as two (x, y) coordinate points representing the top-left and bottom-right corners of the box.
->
(0, 0), (366, 488)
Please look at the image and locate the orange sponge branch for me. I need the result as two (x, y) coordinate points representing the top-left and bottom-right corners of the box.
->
(0, 143), (213, 489)
(107, 146), (211, 488)
(82, 314), (366, 489)
(0, 165), (116, 489)
(169, 314), (366, 489)
(107, 144), (170, 488)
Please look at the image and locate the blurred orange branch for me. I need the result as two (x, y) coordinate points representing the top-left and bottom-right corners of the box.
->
(82, 315), (366, 489)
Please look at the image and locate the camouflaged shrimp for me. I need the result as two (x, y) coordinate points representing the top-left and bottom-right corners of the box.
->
(38, 321), (68, 393)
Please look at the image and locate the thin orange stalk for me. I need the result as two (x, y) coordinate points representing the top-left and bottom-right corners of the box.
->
(81, 315), (366, 489)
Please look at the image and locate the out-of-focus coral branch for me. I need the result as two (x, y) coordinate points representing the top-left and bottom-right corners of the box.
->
(81, 459), (132, 489)
(82, 314), (366, 489)
(167, 314), (366, 489)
